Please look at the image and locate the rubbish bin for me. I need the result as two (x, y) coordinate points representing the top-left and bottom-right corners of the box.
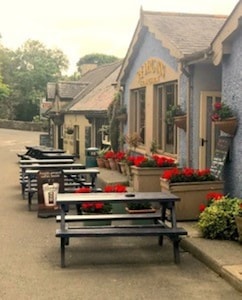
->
(85, 147), (99, 167)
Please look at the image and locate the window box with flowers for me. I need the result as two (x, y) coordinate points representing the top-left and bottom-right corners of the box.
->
(75, 187), (112, 226)
(212, 102), (238, 136)
(131, 154), (176, 192)
(160, 167), (224, 221)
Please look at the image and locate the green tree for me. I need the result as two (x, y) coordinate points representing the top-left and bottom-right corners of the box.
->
(0, 39), (69, 120)
(76, 53), (119, 74)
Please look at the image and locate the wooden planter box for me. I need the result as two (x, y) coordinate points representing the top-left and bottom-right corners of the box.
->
(131, 166), (174, 192)
(160, 179), (224, 221)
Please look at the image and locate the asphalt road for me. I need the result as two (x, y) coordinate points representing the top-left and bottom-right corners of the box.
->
(0, 128), (241, 300)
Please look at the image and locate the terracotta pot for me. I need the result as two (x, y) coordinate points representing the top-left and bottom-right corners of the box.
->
(108, 158), (117, 170)
(104, 159), (111, 169)
(96, 157), (105, 168)
(160, 179), (224, 221)
(118, 162), (127, 175)
(214, 117), (238, 136)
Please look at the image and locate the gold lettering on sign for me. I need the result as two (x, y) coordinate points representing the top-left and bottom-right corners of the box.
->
(137, 59), (166, 86)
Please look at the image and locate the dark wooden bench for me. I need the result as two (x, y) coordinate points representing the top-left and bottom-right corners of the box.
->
(56, 224), (187, 267)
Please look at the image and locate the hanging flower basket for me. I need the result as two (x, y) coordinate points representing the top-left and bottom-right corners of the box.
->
(174, 115), (187, 131)
(213, 117), (238, 136)
(66, 128), (74, 135)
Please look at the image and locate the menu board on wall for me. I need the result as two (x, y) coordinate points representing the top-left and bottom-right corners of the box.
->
(210, 136), (232, 180)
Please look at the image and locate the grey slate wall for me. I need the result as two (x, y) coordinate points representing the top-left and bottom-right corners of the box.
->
(222, 29), (242, 197)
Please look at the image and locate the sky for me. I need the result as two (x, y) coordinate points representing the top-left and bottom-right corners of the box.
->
(0, 0), (239, 74)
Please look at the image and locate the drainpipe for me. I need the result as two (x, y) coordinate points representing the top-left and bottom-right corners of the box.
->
(180, 62), (192, 167)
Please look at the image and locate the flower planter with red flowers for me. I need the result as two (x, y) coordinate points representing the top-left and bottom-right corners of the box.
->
(160, 167), (224, 221)
(103, 184), (127, 213)
(211, 101), (237, 136)
(131, 154), (176, 192)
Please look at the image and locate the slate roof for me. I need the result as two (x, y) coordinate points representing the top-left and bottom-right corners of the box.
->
(118, 10), (227, 82)
(69, 63), (122, 113)
(46, 82), (86, 100)
(143, 11), (227, 57)
(64, 60), (122, 112)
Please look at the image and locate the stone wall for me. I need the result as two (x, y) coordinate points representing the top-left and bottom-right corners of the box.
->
(0, 119), (47, 132)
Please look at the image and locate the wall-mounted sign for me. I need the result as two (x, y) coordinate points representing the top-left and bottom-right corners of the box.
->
(210, 136), (232, 180)
(137, 58), (166, 86)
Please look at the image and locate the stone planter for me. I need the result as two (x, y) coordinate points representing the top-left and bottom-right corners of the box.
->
(160, 179), (224, 221)
(131, 166), (174, 192)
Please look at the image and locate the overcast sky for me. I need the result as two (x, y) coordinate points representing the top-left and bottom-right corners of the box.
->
(0, 0), (239, 74)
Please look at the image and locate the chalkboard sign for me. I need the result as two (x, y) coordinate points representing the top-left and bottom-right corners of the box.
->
(210, 136), (232, 180)
(39, 134), (51, 147)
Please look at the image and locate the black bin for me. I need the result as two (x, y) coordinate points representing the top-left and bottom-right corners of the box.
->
(85, 147), (98, 167)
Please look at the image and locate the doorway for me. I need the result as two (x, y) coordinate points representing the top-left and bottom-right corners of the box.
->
(199, 91), (221, 169)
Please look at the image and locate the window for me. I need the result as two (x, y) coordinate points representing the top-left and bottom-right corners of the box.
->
(130, 88), (146, 144)
(155, 82), (178, 154)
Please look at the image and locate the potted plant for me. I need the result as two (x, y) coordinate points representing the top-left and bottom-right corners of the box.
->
(104, 184), (127, 213)
(75, 187), (112, 226)
(211, 101), (237, 135)
(131, 154), (176, 192)
(104, 150), (116, 170)
(166, 105), (186, 130)
(235, 201), (242, 243)
(125, 200), (156, 225)
(198, 196), (241, 241)
(160, 167), (224, 221)
(115, 151), (127, 174)
(96, 148), (108, 168)
(66, 127), (74, 135)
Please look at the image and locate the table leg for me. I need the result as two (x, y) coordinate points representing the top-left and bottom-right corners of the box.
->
(61, 238), (66, 268)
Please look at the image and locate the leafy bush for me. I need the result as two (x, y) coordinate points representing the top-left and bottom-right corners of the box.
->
(198, 196), (240, 240)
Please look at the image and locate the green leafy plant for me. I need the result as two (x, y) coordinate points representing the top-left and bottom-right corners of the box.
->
(127, 201), (152, 210)
(198, 196), (241, 240)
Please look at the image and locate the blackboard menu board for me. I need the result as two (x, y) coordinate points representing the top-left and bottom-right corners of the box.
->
(210, 136), (232, 180)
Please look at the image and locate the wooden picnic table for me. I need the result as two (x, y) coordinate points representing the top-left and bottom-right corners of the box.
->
(56, 192), (187, 267)
(23, 168), (100, 210)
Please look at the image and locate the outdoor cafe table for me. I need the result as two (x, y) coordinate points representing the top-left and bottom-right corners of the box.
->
(25, 146), (66, 158)
(55, 192), (187, 267)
